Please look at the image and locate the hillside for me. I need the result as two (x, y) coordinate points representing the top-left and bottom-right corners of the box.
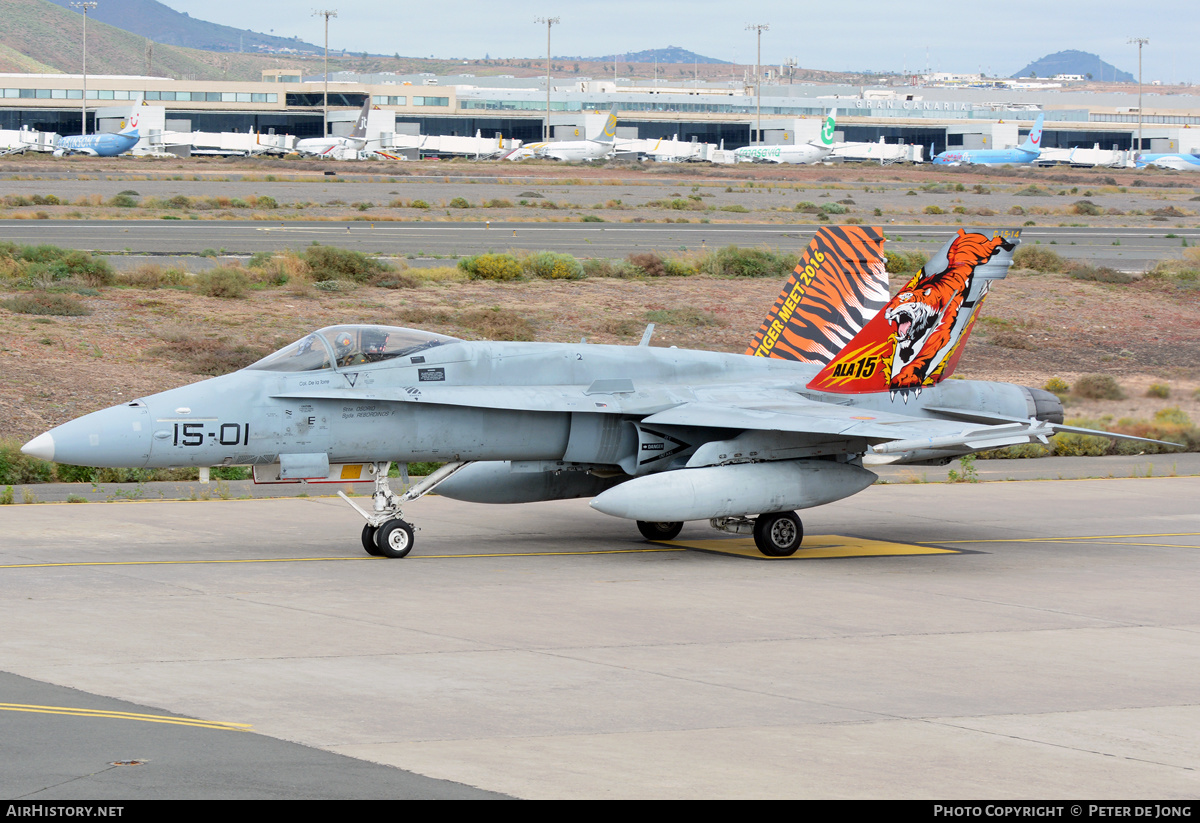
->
(1012, 50), (1133, 82)
(0, 0), (312, 80)
(43, 0), (322, 55)
(573, 46), (730, 65)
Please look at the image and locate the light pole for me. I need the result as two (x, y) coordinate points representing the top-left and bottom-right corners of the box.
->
(746, 24), (768, 145)
(71, 2), (97, 135)
(314, 9), (338, 137)
(1129, 37), (1149, 155)
(535, 17), (559, 141)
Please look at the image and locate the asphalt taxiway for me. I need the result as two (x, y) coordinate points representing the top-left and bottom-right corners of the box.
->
(3, 220), (1196, 270)
(2, 474), (1198, 798)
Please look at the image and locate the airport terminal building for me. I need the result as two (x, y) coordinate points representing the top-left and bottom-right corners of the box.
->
(1, 70), (1198, 156)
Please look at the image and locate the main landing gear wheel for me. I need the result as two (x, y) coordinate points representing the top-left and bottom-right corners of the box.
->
(375, 519), (415, 558)
(361, 524), (383, 557)
(753, 512), (803, 557)
(637, 520), (684, 541)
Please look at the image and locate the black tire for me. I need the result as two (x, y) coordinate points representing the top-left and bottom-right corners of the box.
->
(753, 512), (803, 557)
(361, 524), (382, 556)
(637, 520), (684, 541)
(375, 519), (415, 558)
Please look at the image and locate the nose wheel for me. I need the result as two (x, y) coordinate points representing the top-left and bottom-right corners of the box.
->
(375, 519), (414, 558)
(753, 511), (803, 557)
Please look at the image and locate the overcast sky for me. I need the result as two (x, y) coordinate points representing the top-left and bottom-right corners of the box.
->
(156, 0), (1196, 84)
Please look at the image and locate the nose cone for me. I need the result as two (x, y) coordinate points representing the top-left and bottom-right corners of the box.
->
(25, 402), (153, 468)
(21, 432), (55, 462)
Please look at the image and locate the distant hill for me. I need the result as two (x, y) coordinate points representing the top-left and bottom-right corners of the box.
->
(42, 0), (322, 55)
(1012, 50), (1133, 82)
(572, 46), (730, 65)
(0, 0), (308, 79)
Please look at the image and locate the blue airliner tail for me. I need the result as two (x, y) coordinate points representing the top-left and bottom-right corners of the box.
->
(1017, 112), (1045, 155)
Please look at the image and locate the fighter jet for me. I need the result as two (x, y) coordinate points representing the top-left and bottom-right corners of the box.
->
(21, 227), (1173, 559)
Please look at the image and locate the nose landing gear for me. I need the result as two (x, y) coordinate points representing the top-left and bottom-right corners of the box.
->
(339, 461), (471, 558)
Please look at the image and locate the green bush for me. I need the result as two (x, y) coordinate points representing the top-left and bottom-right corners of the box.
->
(107, 193), (138, 208)
(458, 253), (523, 281)
(1073, 374), (1125, 400)
(193, 267), (249, 298)
(409, 199), (431, 209)
(447, 197), (471, 209)
(303, 245), (391, 283)
(1043, 377), (1070, 395)
(522, 251), (584, 280)
(821, 202), (848, 215)
(885, 251), (927, 274)
(50, 251), (115, 287)
(0, 439), (55, 485)
(1012, 245), (1064, 273)
(1070, 199), (1104, 216)
(2, 292), (91, 316)
(923, 205), (945, 215)
(1146, 382), (1171, 398)
(701, 246), (797, 278)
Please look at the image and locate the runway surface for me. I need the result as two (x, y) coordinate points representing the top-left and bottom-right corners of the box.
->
(2, 475), (1198, 798)
(3, 220), (1196, 269)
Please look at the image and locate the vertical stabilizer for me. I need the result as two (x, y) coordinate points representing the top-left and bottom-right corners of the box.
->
(746, 226), (889, 364)
(593, 106), (619, 143)
(1018, 112), (1045, 154)
(807, 229), (1020, 396)
(817, 107), (837, 149)
(350, 98), (372, 140)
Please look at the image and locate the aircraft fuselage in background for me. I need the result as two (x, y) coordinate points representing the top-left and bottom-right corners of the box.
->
(933, 112), (1045, 166)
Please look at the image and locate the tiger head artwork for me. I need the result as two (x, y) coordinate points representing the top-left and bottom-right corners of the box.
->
(883, 231), (1015, 389)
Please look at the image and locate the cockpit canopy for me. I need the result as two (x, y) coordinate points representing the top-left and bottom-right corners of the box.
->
(247, 325), (459, 372)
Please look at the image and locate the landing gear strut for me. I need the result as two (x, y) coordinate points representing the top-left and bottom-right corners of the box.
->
(339, 461), (472, 558)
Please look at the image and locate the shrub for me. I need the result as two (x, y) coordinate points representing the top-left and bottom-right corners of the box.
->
(458, 253), (523, 281)
(1, 292), (90, 315)
(1070, 199), (1104, 216)
(1146, 382), (1171, 399)
(119, 264), (187, 289)
(582, 259), (618, 278)
(1073, 374), (1125, 400)
(1064, 262), (1137, 283)
(522, 251), (584, 280)
(1012, 246), (1063, 273)
(107, 193), (138, 208)
(719, 204), (750, 213)
(0, 439), (55, 485)
(580, 214), (604, 222)
(625, 252), (667, 277)
(304, 245), (391, 283)
(885, 251), (927, 274)
(447, 197), (471, 209)
(1043, 377), (1070, 395)
(821, 202), (848, 215)
(701, 246), (797, 278)
(923, 205), (945, 215)
(193, 266), (249, 298)
(409, 199), (431, 209)
(51, 251), (115, 287)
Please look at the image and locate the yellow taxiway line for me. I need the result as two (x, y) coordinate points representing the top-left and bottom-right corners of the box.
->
(0, 703), (251, 732)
